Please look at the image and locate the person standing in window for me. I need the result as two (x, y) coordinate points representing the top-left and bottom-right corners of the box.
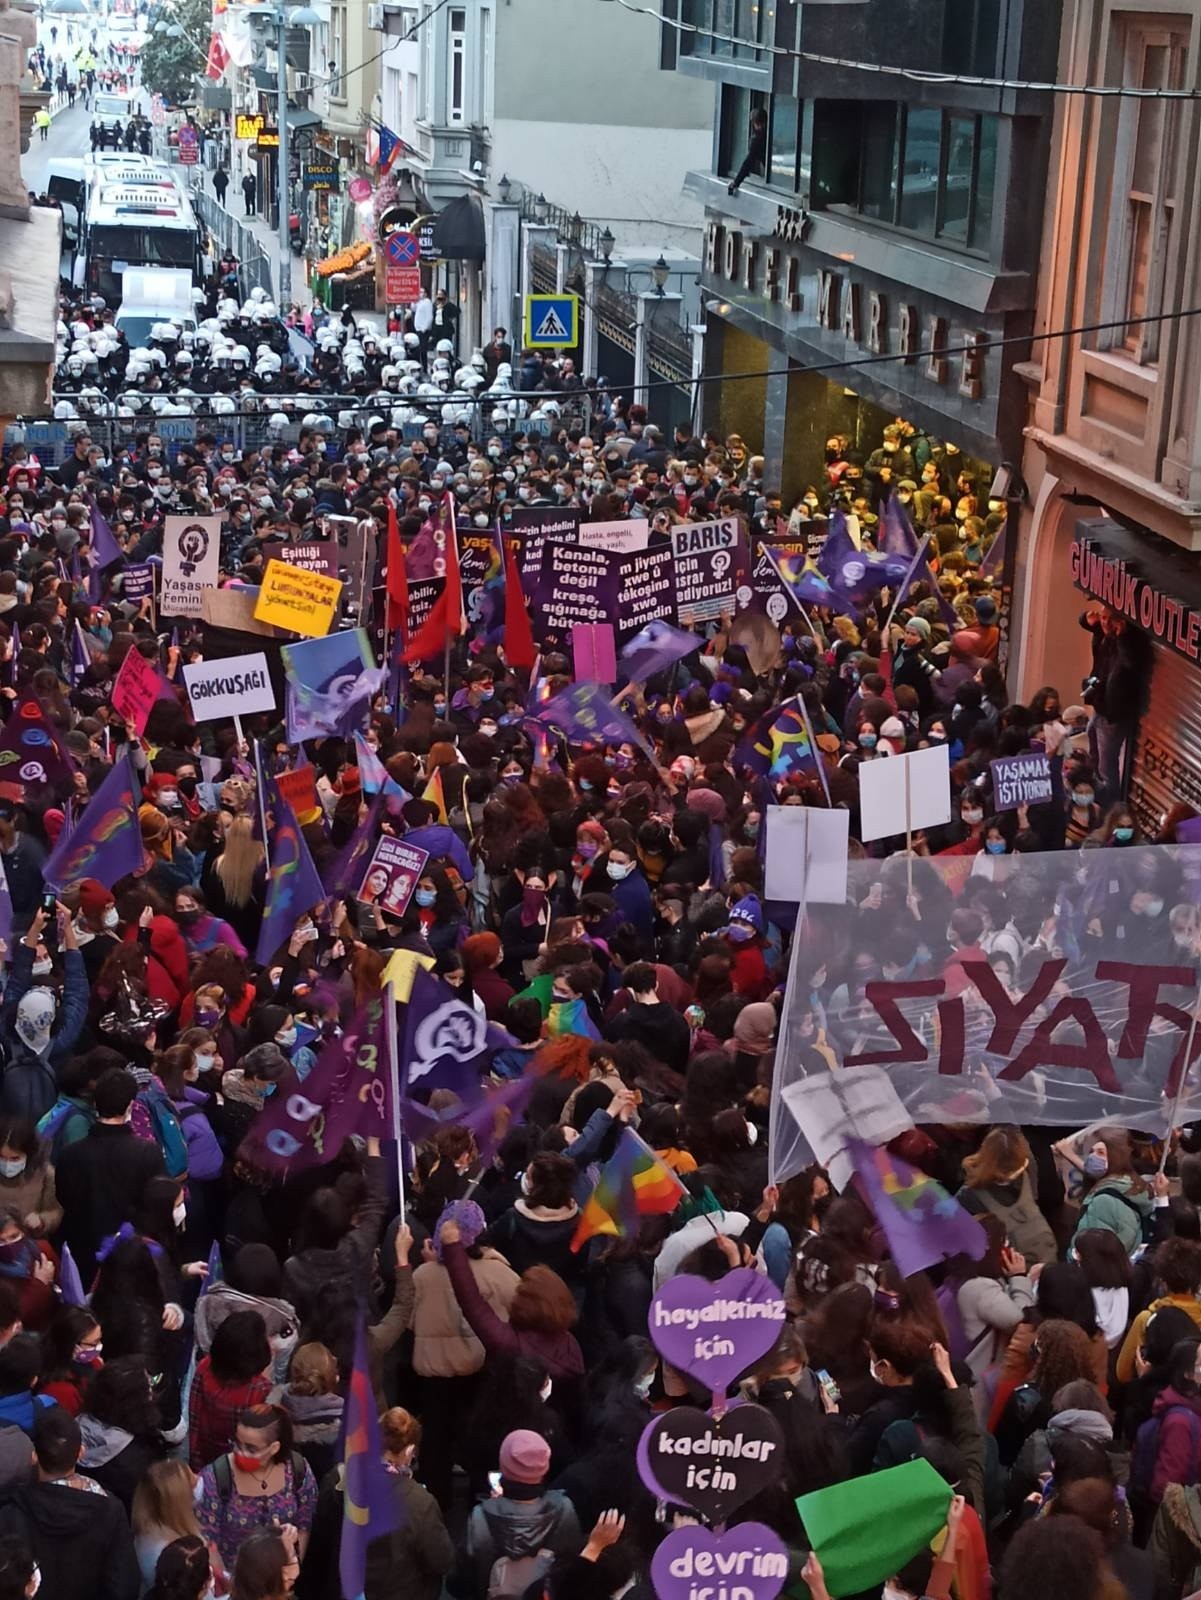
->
(728, 108), (767, 194)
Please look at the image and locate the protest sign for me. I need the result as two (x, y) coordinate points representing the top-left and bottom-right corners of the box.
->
(277, 764), (318, 819)
(857, 743), (951, 842)
(637, 1404), (784, 1523)
(182, 653), (274, 722)
(769, 843), (1201, 1185)
(649, 1269), (787, 1393)
(763, 807), (850, 904)
(120, 563), (156, 604)
(578, 519), (650, 555)
(617, 546), (676, 642)
(508, 506), (581, 584)
(357, 836), (430, 918)
(991, 750), (1058, 809)
(671, 516), (746, 624)
(572, 624), (617, 684)
(650, 1525), (789, 1600)
(110, 648), (162, 735)
(797, 1460), (950, 1600)
(201, 587), (287, 638)
(381, 947), (436, 1003)
(255, 560), (343, 636)
(161, 516), (221, 617)
(262, 540), (340, 579)
(529, 540), (622, 637)
(407, 577), (445, 635)
(749, 539), (810, 626)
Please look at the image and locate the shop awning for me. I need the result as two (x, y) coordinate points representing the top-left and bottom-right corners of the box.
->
(287, 107), (323, 131)
(200, 84), (232, 110)
(432, 194), (485, 261)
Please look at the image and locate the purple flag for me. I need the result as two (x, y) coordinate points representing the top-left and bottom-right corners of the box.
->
(980, 518), (1007, 579)
(322, 794), (385, 899)
(881, 497), (958, 629)
(397, 1071), (537, 1163)
(89, 501), (125, 570)
(0, 690), (76, 789)
(58, 1243), (86, 1307)
(43, 753), (144, 891)
(618, 619), (698, 686)
(71, 621), (92, 687)
(530, 680), (658, 766)
(254, 772), (327, 965)
(340, 1313), (403, 1600)
(239, 989), (392, 1174)
(847, 1137), (985, 1279)
(400, 969), (493, 1099)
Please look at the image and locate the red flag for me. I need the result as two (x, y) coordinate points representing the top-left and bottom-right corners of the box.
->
(385, 499), (408, 638)
(400, 591), (450, 665)
(205, 31), (230, 80)
(502, 535), (536, 671)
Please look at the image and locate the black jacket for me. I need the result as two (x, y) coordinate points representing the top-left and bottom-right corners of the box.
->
(54, 1123), (165, 1279)
(604, 1001), (691, 1075)
(0, 1477), (140, 1600)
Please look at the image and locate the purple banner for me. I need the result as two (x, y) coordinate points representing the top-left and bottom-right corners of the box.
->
(617, 546), (676, 642)
(671, 515), (750, 624)
(528, 539), (622, 641)
(990, 751), (1058, 810)
(120, 562), (157, 602)
(407, 576), (444, 635)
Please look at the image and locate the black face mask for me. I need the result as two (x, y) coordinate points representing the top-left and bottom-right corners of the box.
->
(178, 777), (197, 798)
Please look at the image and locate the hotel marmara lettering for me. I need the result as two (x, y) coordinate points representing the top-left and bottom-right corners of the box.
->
(705, 220), (988, 402)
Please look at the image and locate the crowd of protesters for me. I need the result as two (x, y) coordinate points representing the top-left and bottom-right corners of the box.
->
(0, 285), (1189, 1600)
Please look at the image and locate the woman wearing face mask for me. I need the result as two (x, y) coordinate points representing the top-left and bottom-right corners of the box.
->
(38, 1304), (103, 1417)
(498, 867), (556, 986)
(71, 878), (122, 984)
(2, 904), (88, 1124)
(195, 1404), (317, 1575)
(411, 866), (468, 957)
(596, 845), (654, 940)
(1064, 768), (1102, 846)
(570, 821), (608, 903)
(0, 1120), (59, 1240)
(968, 814), (1017, 880)
(0, 1208), (56, 1332)
(938, 789), (989, 857)
(1084, 804), (1142, 849)
(173, 888), (248, 960)
(218, 1045), (290, 1154)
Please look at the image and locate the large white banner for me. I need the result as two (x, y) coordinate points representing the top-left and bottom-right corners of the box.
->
(162, 515), (222, 617)
(770, 844), (1201, 1182)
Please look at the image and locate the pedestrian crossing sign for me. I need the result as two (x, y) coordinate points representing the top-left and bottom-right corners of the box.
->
(524, 293), (578, 348)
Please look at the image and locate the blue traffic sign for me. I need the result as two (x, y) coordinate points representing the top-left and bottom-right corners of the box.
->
(524, 293), (579, 348)
(385, 230), (419, 266)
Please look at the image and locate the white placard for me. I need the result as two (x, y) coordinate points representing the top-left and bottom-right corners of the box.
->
(764, 806), (850, 904)
(182, 652), (275, 722)
(577, 519), (649, 554)
(161, 515), (222, 617)
(857, 743), (952, 843)
(779, 1066), (915, 1192)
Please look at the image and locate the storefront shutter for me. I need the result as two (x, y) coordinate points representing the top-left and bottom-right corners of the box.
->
(1130, 642), (1201, 833)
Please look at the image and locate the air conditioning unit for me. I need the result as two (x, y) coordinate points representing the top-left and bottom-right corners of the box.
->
(367, 2), (385, 28)
(292, 71), (313, 90)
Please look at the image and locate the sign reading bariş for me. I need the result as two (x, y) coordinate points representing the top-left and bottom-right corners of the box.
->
(161, 516), (221, 617)
(254, 560), (343, 637)
(182, 653), (276, 723)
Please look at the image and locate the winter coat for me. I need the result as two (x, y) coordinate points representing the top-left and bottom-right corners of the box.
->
(284, 1155), (388, 1321)
(1071, 1177), (1155, 1258)
(54, 1123), (165, 1280)
(0, 1159), (61, 1235)
(0, 1476), (140, 1600)
(0, 946), (88, 1122)
(77, 1414), (162, 1513)
(443, 1240), (584, 1383)
(464, 1490), (582, 1600)
(1008, 1407), (1128, 1510)
(1118, 1294), (1201, 1385)
(271, 1385), (343, 1483)
(411, 1250), (519, 1378)
(1150, 1387), (1201, 1505)
(301, 1464), (454, 1600)
(482, 1201), (583, 1289)
(170, 1085), (224, 1182)
(1150, 1482), (1201, 1600)
(472, 965), (516, 1023)
(956, 1273), (1035, 1379)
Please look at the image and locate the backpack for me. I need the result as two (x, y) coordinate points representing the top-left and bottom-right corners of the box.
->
(37, 1096), (94, 1162)
(1080, 1184), (1154, 1248)
(0, 1050), (58, 1125)
(1130, 1405), (1201, 1509)
(482, 1512), (556, 1600)
(136, 1083), (188, 1179)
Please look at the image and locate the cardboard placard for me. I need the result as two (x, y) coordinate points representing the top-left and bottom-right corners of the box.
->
(578, 519), (650, 554)
(262, 540), (340, 579)
(255, 560), (343, 637)
(182, 652), (275, 722)
(571, 623), (617, 685)
(357, 837), (430, 918)
(763, 806), (850, 904)
(120, 562), (156, 603)
(201, 586), (288, 638)
(161, 515), (221, 618)
(857, 744), (952, 843)
(110, 648), (162, 735)
(277, 763), (318, 818)
(991, 751), (1057, 810)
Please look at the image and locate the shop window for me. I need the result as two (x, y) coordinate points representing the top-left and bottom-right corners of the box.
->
(942, 0), (1001, 76)
(329, 2), (347, 102)
(1098, 22), (1187, 364)
(768, 94), (799, 191)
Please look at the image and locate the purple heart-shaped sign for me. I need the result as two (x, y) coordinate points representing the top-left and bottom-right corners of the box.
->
(651, 1523), (790, 1600)
(650, 1268), (787, 1392)
(637, 1403), (784, 1523)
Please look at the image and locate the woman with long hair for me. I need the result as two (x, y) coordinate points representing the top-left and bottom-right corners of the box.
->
(795, 1196), (878, 1309)
(990, 1261), (1110, 1433)
(1070, 1129), (1154, 1257)
(78, 1354), (165, 1511)
(956, 1126), (1058, 1266)
(37, 1303), (102, 1415)
(133, 1459), (204, 1591)
(994, 1319), (1100, 1467)
(0, 1116), (60, 1238)
(1073, 1227), (1134, 1351)
(202, 812), (266, 953)
(228, 1529), (300, 1600)
(146, 1535), (212, 1600)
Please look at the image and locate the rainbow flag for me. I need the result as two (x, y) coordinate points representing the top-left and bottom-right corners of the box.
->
(421, 765), (447, 824)
(546, 998), (600, 1042)
(847, 1138), (985, 1279)
(572, 1128), (686, 1251)
(735, 697), (818, 781)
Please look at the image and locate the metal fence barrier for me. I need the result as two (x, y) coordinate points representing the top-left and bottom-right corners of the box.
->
(193, 189), (275, 303)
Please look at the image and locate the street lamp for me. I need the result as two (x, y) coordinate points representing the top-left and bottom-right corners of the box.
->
(598, 226), (614, 263)
(533, 192), (548, 223)
(652, 252), (670, 296)
(497, 172), (511, 203)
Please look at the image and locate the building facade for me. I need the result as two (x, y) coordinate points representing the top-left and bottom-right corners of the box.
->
(1015, 0), (1201, 830)
(662, 0), (1060, 514)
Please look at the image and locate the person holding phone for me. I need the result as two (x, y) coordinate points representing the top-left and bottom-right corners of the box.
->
(0, 904), (88, 1123)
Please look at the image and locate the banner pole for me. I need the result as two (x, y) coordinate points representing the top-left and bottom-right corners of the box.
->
(233, 713), (245, 754)
(904, 757), (914, 899)
(386, 977), (406, 1223)
(1160, 999), (1201, 1175)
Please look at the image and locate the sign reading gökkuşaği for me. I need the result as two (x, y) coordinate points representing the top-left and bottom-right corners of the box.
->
(182, 653), (276, 723)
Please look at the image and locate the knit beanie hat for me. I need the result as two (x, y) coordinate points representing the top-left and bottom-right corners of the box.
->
(498, 1430), (550, 1485)
(906, 616), (932, 641)
(78, 879), (115, 920)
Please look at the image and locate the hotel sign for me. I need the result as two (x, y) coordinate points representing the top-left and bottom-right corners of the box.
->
(703, 219), (990, 403)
